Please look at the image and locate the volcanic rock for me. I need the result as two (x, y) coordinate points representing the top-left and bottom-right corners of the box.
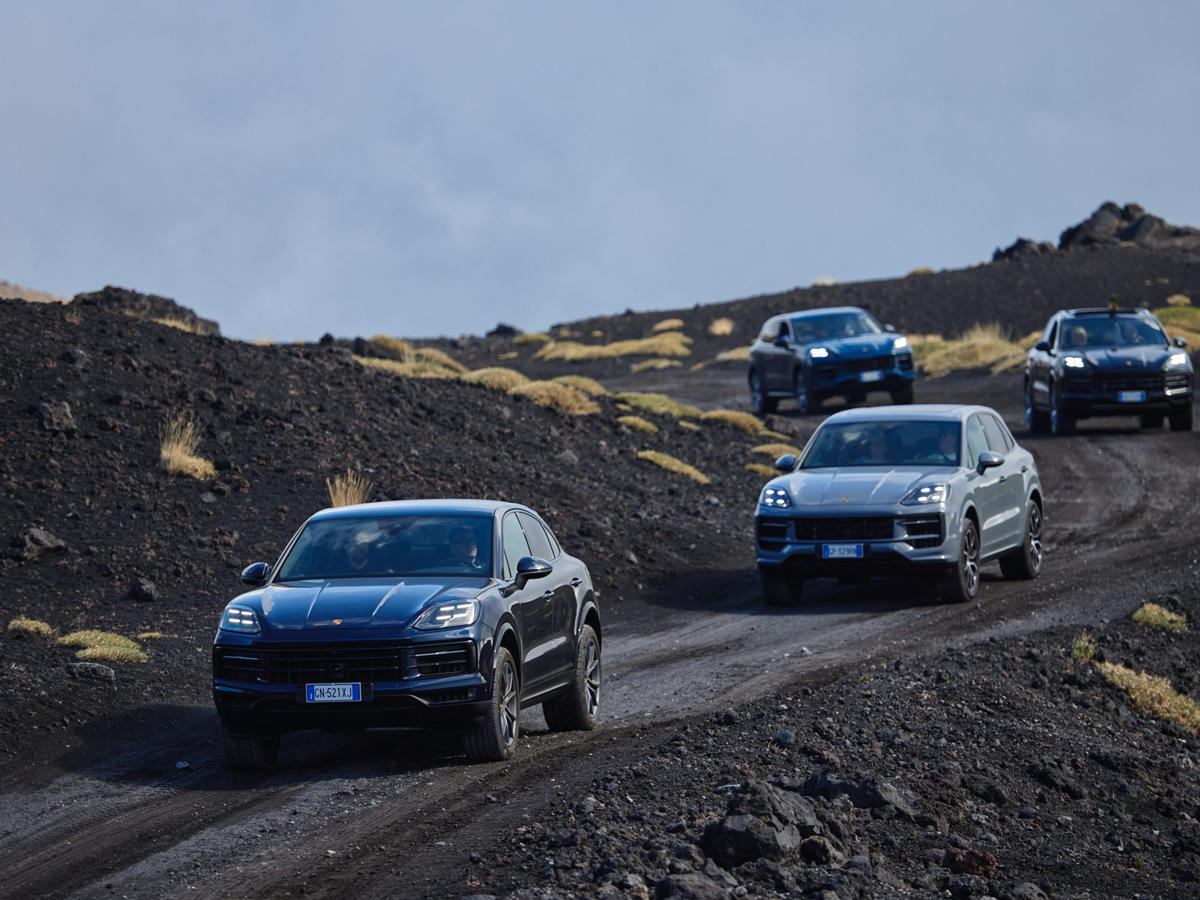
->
(654, 873), (731, 900)
(702, 780), (819, 867)
(72, 285), (221, 336)
(66, 662), (116, 683)
(7, 527), (67, 561)
(800, 771), (916, 820)
(128, 578), (158, 603)
(943, 847), (997, 878)
(39, 401), (77, 436)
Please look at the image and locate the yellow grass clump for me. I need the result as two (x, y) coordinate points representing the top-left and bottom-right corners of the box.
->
(652, 318), (685, 333)
(914, 323), (1029, 378)
(8, 617), (54, 638)
(327, 470), (373, 507)
(137, 631), (163, 640)
(752, 442), (802, 458)
(637, 451), (710, 485)
(617, 415), (659, 433)
(1154, 306), (1200, 349)
(460, 367), (531, 391)
(151, 317), (203, 334)
(677, 421), (701, 432)
(1094, 661), (1200, 732)
(906, 267), (935, 277)
(700, 409), (765, 433)
(159, 415), (217, 480)
(708, 317), (734, 336)
(1165, 294), (1191, 307)
(551, 375), (609, 397)
(508, 381), (600, 415)
(59, 630), (148, 663)
(1071, 633), (1096, 661)
(745, 463), (779, 477)
(366, 337), (469, 374)
(631, 358), (683, 374)
(614, 392), (701, 419)
(535, 332), (692, 362)
(499, 351), (519, 360)
(354, 355), (460, 379)
(716, 345), (752, 362)
(1132, 603), (1186, 632)
(65, 309), (83, 325)
(513, 332), (551, 345)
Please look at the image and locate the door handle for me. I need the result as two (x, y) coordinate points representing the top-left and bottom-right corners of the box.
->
(541, 590), (555, 600)
(998, 475), (1007, 483)
(570, 578), (582, 587)
(1020, 465), (1029, 473)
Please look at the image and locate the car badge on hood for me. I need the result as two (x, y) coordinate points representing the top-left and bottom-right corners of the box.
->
(842, 497), (849, 502)
(1126, 360), (1132, 366)
(333, 618), (343, 625)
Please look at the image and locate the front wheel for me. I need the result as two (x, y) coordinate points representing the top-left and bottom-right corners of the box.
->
(543, 625), (601, 732)
(1170, 403), (1194, 432)
(1026, 381), (1050, 434)
(221, 723), (280, 771)
(465, 647), (520, 762)
(794, 371), (821, 416)
(940, 517), (980, 603)
(749, 370), (777, 415)
(1050, 385), (1075, 436)
(999, 500), (1043, 580)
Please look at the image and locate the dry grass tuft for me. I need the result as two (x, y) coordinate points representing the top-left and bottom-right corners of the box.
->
(637, 451), (710, 484)
(413, 347), (468, 374)
(499, 351), (519, 360)
(745, 463), (779, 478)
(508, 381), (600, 415)
(677, 421), (701, 432)
(59, 630), (148, 662)
(700, 409), (765, 433)
(513, 332), (551, 345)
(369, 335), (413, 356)
(249, 338), (272, 347)
(551, 375), (609, 397)
(364, 337), (468, 374)
(716, 345), (752, 362)
(78, 645), (149, 663)
(708, 317), (734, 336)
(1166, 294), (1192, 307)
(915, 323), (1029, 378)
(137, 631), (163, 640)
(8, 617), (54, 639)
(354, 355), (460, 379)
(631, 358), (683, 374)
(536, 332), (692, 362)
(1095, 661), (1200, 732)
(615, 392), (702, 419)
(617, 415), (659, 433)
(907, 266), (935, 277)
(752, 442), (802, 458)
(65, 309), (83, 325)
(327, 470), (373, 507)
(1071, 632), (1095, 662)
(1154, 306), (1200, 349)
(151, 317), (204, 334)
(460, 367), (531, 391)
(1132, 603), (1186, 632)
(160, 415), (216, 480)
(652, 318), (685, 333)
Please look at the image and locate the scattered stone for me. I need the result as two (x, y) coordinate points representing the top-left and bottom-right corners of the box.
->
(943, 847), (997, 878)
(718, 709), (738, 726)
(66, 662), (116, 683)
(7, 527), (68, 562)
(702, 779), (819, 867)
(655, 873), (732, 900)
(39, 401), (78, 435)
(128, 578), (158, 603)
(800, 771), (916, 820)
(769, 730), (792, 748)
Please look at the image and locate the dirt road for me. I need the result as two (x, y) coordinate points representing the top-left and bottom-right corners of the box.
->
(2, 371), (1198, 900)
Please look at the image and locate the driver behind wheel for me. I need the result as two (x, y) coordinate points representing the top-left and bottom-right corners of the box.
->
(439, 525), (488, 572)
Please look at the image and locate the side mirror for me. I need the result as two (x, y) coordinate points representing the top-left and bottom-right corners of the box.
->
(884, 323), (896, 333)
(1174, 336), (1189, 348)
(1034, 341), (1051, 353)
(241, 561), (271, 586)
(773, 335), (790, 348)
(774, 453), (798, 472)
(976, 451), (1004, 475)
(513, 556), (552, 592)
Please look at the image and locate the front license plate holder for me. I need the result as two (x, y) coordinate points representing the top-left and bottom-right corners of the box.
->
(1118, 390), (1146, 403)
(305, 683), (362, 703)
(859, 371), (883, 383)
(822, 543), (864, 559)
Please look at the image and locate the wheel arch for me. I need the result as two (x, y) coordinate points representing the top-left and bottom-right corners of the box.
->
(579, 595), (602, 651)
(494, 618), (523, 683)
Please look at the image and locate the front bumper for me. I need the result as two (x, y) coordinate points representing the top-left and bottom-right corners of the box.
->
(1062, 371), (1192, 418)
(755, 511), (955, 579)
(810, 353), (914, 397)
(212, 630), (493, 734)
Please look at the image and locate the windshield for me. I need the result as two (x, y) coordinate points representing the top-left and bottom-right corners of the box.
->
(801, 420), (961, 468)
(1060, 316), (1167, 349)
(274, 515), (494, 581)
(790, 311), (882, 343)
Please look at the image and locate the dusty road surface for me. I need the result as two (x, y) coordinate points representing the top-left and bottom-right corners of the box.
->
(2, 371), (1198, 900)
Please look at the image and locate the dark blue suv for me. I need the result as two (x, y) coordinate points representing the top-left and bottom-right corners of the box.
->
(212, 499), (601, 769)
(748, 306), (916, 414)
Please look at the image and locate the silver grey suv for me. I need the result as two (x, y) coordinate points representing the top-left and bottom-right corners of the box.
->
(755, 404), (1043, 604)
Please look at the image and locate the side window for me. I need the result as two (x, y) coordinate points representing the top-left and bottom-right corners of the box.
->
(759, 319), (780, 343)
(965, 416), (990, 469)
(517, 512), (555, 562)
(1046, 321), (1058, 349)
(980, 414), (1010, 453)
(777, 320), (791, 343)
(501, 513), (531, 581)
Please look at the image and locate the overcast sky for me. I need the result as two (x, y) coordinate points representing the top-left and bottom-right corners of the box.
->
(2, 2), (1198, 340)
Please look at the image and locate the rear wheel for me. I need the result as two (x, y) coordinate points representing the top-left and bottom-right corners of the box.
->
(465, 647), (520, 762)
(890, 384), (914, 405)
(749, 370), (777, 415)
(1025, 381), (1050, 434)
(543, 625), (601, 732)
(1050, 385), (1075, 436)
(999, 500), (1043, 580)
(221, 723), (280, 771)
(761, 569), (804, 606)
(940, 518), (980, 603)
(794, 370), (821, 416)
(1140, 413), (1164, 429)
(1170, 403), (1194, 432)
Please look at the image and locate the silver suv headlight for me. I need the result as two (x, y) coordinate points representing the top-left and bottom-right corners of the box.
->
(901, 483), (948, 505)
(761, 486), (791, 508)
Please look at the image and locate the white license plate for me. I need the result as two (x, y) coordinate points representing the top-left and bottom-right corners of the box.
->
(859, 371), (882, 383)
(1118, 391), (1146, 403)
(823, 543), (864, 559)
(306, 683), (361, 703)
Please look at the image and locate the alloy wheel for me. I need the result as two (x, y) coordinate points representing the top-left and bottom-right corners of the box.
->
(1025, 383), (1035, 431)
(794, 374), (810, 415)
(499, 659), (518, 748)
(1027, 504), (1043, 574)
(962, 522), (980, 595)
(584, 639), (601, 718)
(750, 373), (764, 410)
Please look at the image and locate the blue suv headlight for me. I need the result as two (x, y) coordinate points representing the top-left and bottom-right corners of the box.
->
(761, 486), (792, 508)
(220, 606), (261, 634)
(414, 600), (480, 630)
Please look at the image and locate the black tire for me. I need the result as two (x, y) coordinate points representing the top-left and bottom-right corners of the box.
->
(761, 570), (804, 606)
(1050, 385), (1075, 437)
(1025, 381), (1050, 434)
(794, 370), (821, 416)
(999, 500), (1044, 581)
(1170, 403), (1194, 432)
(890, 384), (914, 405)
(1140, 413), (1164, 429)
(940, 517), (980, 603)
(542, 625), (601, 732)
(465, 646), (520, 762)
(749, 370), (777, 415)
(221, 723), (280, 771)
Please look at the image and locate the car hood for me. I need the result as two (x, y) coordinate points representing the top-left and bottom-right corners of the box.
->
(241, 577), (490, 631)
(779, 467), (954, 509)
(805, 332), (901, 358)
(1074, 345), (1176, 371)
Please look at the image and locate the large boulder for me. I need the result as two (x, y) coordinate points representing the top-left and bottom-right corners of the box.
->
(702, 780), (820, 868)
(72, 286), (221, 336)
(800, 770), (917, 820)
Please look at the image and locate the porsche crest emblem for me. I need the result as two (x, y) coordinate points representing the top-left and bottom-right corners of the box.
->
(333, 618), (342, 625)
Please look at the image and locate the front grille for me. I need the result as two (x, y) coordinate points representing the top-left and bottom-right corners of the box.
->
(411, 644), (472, 677)
(215, 652), (265, 683)
(793, 517), (894, 542)
(267, 646), (403, 684)
(214, 641), (477, 685)
(757, 516), (790, 551)
(1094, 373), (1163, 393)
(897, 514), (943, 549)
